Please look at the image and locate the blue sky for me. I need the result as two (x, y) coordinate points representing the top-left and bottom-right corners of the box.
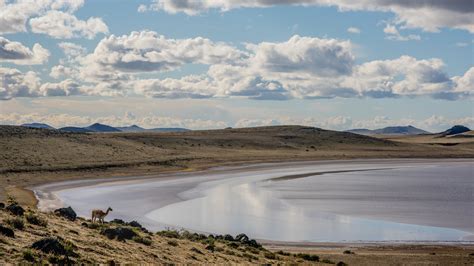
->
(0, 0), (473, 131)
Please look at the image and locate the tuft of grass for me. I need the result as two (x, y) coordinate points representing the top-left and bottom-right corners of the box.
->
(6, 217), (25, 230)
(242, 252), (259, 261)
(22, 249), (36, 262)
(190, 247), (203, 255)
(205, 243), (215, 252)
(264, 252), (277, 260)
(26, 213), (48, 227)
(157, 230), (180, 239)
(133, 236), (152, 246)
(167, 240), (178, 247)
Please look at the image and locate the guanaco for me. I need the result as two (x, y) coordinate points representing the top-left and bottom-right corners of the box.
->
(91, 207), (113, 223)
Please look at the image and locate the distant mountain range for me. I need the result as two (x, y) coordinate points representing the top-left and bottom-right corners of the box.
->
(19, 122), (470, 136)
(20, 122), (190, 133)
(346, 125), (430, 136)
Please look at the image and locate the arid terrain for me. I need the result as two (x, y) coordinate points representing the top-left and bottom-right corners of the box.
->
(1, 125), (473, 264)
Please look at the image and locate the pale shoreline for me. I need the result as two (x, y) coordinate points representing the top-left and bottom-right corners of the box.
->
(32, 158), (474, 246)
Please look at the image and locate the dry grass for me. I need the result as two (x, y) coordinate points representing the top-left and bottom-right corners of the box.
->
(1, 206), (473, 265)
(0, 206), (332, 264)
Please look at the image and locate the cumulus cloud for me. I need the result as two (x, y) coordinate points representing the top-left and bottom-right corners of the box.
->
(30, 10), (108, 39)
(0, 67), (41, 99)
(0, 0), (85, 34)
(383, 24), (420, 41)
(347, 56), (458, 98)
(0, 0), (108, 39)
(3, 32), (471, 101)
(141, 0), (474, 33)
(248, 35), (353, 77)
(58, 42), (86, 58)
(347, 27), (361, 34)
(0, 67), (87, 100)
(0, 37), (50, 65)
(80, 31), (245, 75)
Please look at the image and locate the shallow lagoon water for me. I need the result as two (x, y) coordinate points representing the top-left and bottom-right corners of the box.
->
(35, 159), (474, 242)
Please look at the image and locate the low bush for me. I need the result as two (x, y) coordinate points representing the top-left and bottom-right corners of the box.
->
(167, 240), (178, 246)
(26, 213), (47, 227)
(343, 249), (354, 255)
(157, 230), (180, 239)
(264, 252), (276, 260)
(22, 249), (36, 262)
(133, 236), (152, 246)
(190, 247), (203, 254)
(6, 217), (24, 230)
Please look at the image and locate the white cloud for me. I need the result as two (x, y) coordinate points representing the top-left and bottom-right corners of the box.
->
(30, 10), (108, 39)
(50, 65), (75, 79)
(249, 35), (353, 77)
(0, 0), (85, 34)
(383, 24), (420, 41)
(80, 31), (245, 77)
(0, 36), (50, 65)
(347, 27), (360, 34)
(58, 42), (87, 58)
(4, 32), (471, 101)
(455, 42), (469, 47)
(0, 0), (108, 39)
(141, 0), (474, 33)
(452, 67), (474, 94)
(0, 67), (87, 100)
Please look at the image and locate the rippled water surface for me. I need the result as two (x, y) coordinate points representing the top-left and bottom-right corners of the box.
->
(36, 160), (474, 242)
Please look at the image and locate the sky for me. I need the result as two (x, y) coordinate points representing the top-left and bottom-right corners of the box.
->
(0, 0), (473, 132)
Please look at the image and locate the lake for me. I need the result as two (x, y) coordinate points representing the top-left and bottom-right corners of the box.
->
(35, 159), (474, 242)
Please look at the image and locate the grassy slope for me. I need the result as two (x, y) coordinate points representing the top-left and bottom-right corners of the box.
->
(0, 205), (313, 264)
(1, 205), (473, 265)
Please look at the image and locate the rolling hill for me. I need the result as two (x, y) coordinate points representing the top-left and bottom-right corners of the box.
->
(21, 123), (55, 130)
(347, 125), (429, 136)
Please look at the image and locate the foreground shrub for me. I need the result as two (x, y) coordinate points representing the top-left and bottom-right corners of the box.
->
(133, 236), (152, 246)
(6, 217), (24, 230)
(0, 224), (14, 237)
(31, 237), (77, 257)
(101, 227), (137, 241)
(22, 249), (36, 262)
(26, 213), (47, 227)
(264, 252), (276, 260)
(157, 230), (180, 239)
(6, 204), (24, 216)
(54, 207), (77, 221)
(167, 240), (178, 246)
